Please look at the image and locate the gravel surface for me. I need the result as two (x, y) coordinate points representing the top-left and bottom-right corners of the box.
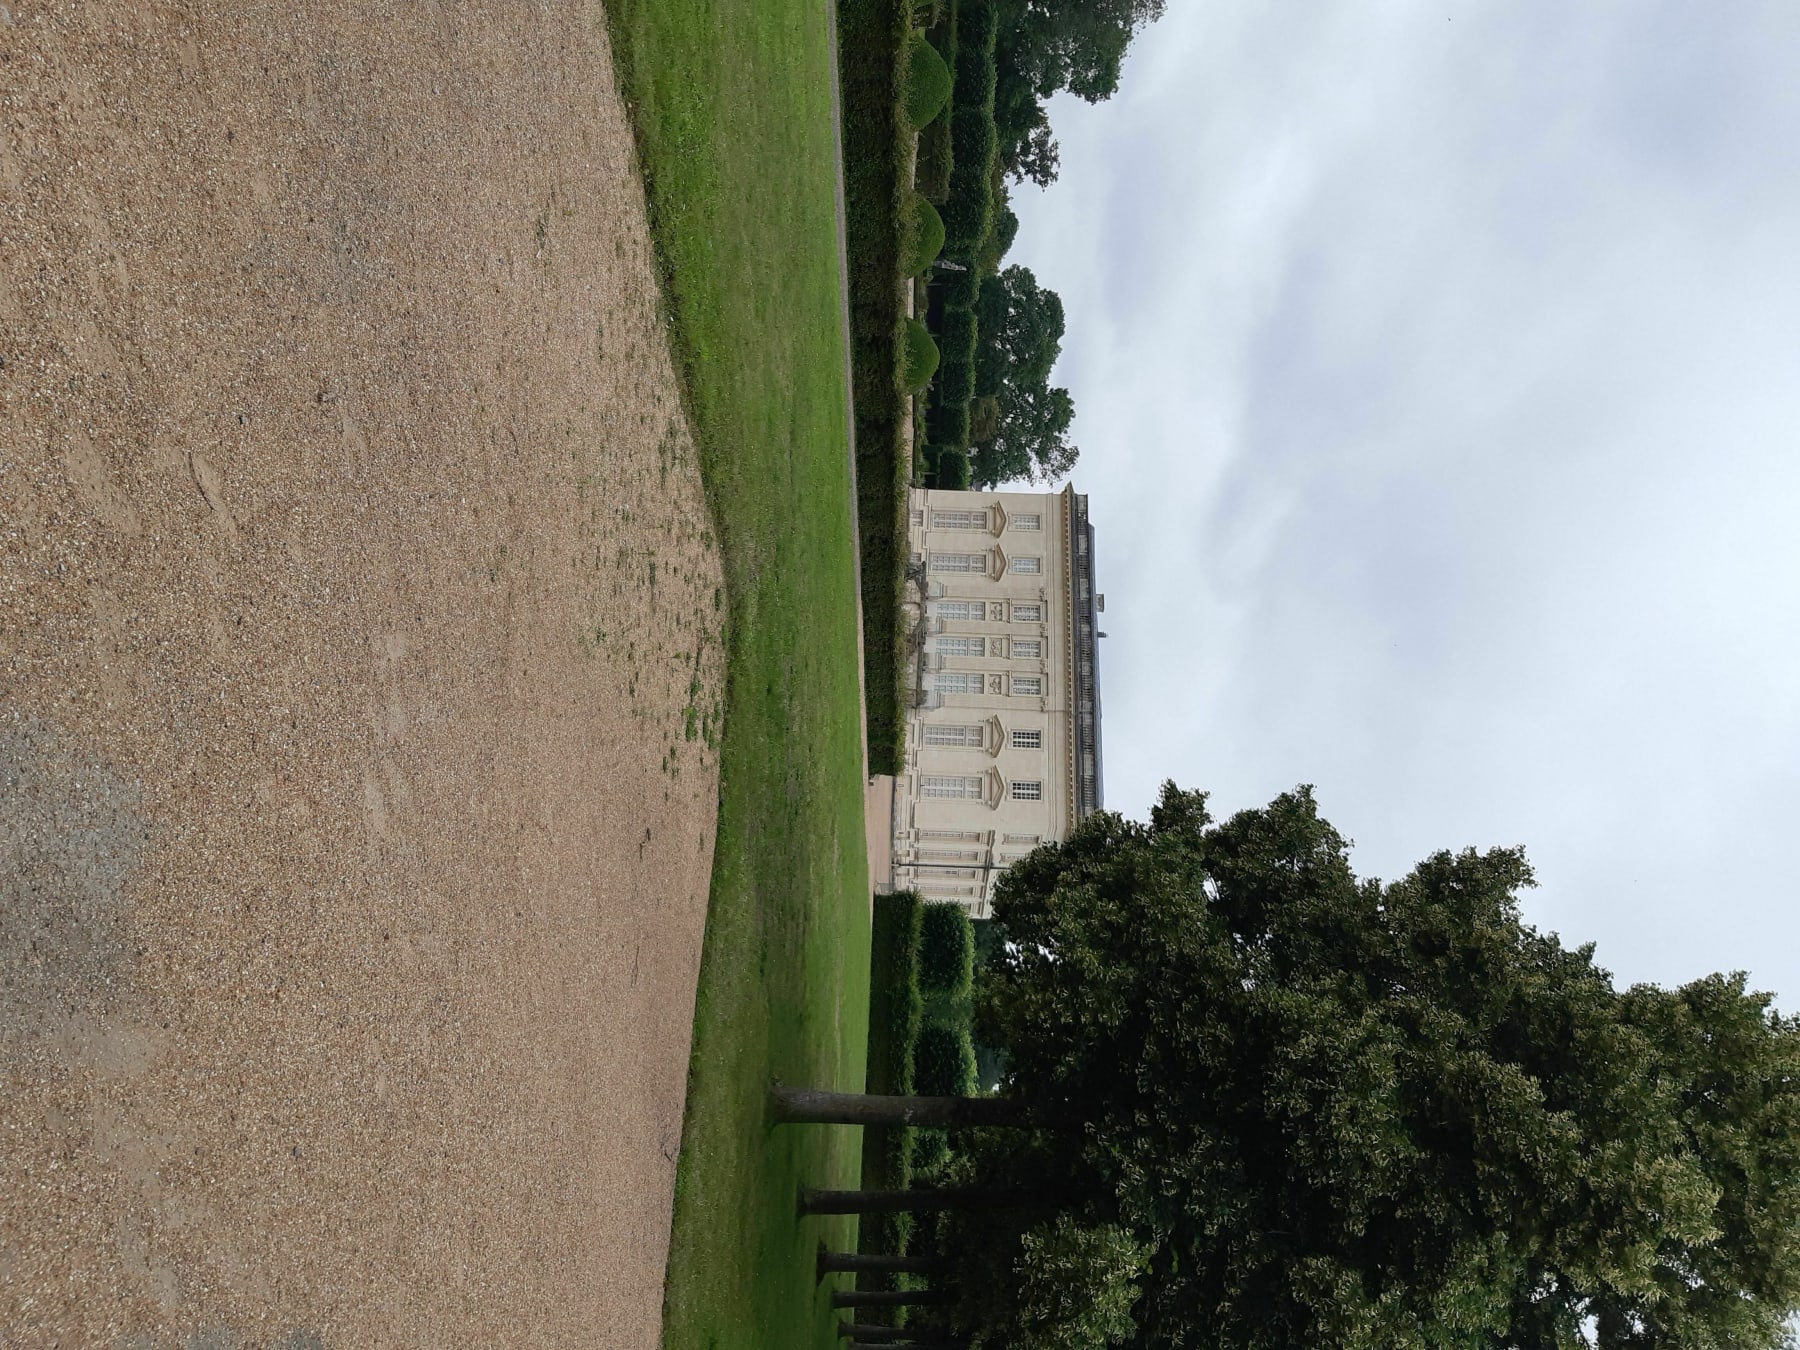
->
(0, 4), (725, 1344)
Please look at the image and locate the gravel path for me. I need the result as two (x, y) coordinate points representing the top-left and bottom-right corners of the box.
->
(0, 4), (722, 1344)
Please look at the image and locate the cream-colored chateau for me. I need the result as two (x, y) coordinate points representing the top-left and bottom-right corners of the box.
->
(889, 484), (1104, 916)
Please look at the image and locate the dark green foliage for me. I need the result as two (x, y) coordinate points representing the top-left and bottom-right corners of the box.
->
(941, 265), (980, 309)
(969, 394), (999, 441)
(915, 116), (953, 201)
(912, 1127), (951, 1178)
(919, 902), (976, 995)
(904, 32), (954, 128)
(942, 108), (997, 256)
(914, 1023), (979, 1096)
(967, 264), (1076, 484)
(933, 783), (1800, 1350)
(900, 194), (946, 277)
(860, 891), (928, 1311)
(928, 384), (972, 449)
(901, 318), (941, 393)
(938, 306), (978, 367)
(992, 0), (1167, 185)
(937, 447), (972, 488)
(836, 0), (916, 772)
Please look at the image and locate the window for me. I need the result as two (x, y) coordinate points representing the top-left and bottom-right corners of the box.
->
(923, 723), (984, 748)
(935, 600), (985, 622)
(937, 636), (985, 658)
(1012, 513), (1041, 531)
(1010, 728), (1042, 750)
(910, 509), (925, 528)
(1011, 638), (1042, 659)
(1010, 780), (1043, 801)
(1002, 833), (1041, 845)
(1010, 675), (1042, 697)
(932, 509), (987, 530)
(933, 672), (983, 695)
(922, 829), (983, 842)
(930, 552), (986, 574)
(1011, 603), (1042, 623)
(920, 848), (982, 861)
(1012, 556), (1041, 574)
(922, 775), (985, 800)
(920, 886), (980, 898)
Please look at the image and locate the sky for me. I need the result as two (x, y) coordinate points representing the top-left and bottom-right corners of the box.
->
(1007, 0), (1800, 1008)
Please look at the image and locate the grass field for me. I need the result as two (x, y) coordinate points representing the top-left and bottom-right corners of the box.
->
(601, 3), (875, 1347)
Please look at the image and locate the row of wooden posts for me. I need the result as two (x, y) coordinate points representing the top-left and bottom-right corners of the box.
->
(777, 1086), (1035, 1349)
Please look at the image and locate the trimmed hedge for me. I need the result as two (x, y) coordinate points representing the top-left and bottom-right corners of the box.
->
(938, 305), (977, 363)
(941, 265), (979, 309)
(837, 0), (916, 775)
(900, 194), (945, 277)
(914, 1023), (979, 1096)
(934, 357), (974, 409)
(929, 446), (972, 489)
(915, 116), (952, 201)
(901, 318), (940, 393)
(928, 391), (971, 449)
(904, 32), (953, 129)
(942, 107), (996, 255)
(919, 901), (976, 995)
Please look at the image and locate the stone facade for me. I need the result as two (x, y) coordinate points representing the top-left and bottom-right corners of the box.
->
(890, 484), (1104, 915)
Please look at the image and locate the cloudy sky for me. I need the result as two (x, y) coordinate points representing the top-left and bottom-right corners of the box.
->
(1009, 0), (1800, 1007)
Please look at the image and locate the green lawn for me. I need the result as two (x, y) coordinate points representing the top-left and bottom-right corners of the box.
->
(601, 3), (874, 1347)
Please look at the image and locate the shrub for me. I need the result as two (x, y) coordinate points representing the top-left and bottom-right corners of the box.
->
(915, 117), (952, 202)
(930, 446), (972, 489)
(942, 265), (979, 309)
(919, 901), (976, 995)
(929, 398), (971, 451)
(934, 358), (975, 408)
(900, 195), (946, 277)
(943, 108), (997, 256)
(901, 319), (940, 393)
(912, 1127), (951, 1178)
(904, 33), (954, 129)
(914, 1023), (978, 1096)
(938, 305), (978, 364)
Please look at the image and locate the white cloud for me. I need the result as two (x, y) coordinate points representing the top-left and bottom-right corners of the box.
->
(1011, 0), (1800, 1004)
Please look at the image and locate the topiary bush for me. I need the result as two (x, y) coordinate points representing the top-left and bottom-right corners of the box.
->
(938, 305), (978, 366)
(904, 32), (954, 130)
(919, 901), (976, 995)
(934, 358), (975, 407)
(900, 195), (946, 278)
(911, 1127), (951, 1178)
(914, 1022), (978, 1096)
(901, 318), (940, 393)
(942, 108), (997, 256)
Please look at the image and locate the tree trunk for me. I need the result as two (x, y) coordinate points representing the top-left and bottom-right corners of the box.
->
(832, 1289), (955, 1309)
(771, 1085), (1036, 1129)
(818, 1250), (944, 1278)
(800, 1185), (1034, 1215)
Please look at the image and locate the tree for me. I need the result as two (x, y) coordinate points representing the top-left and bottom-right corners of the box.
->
(991, 0), (1168, 184)
(936, 785), (1800, 1349)
(968, 266), (1079, 486)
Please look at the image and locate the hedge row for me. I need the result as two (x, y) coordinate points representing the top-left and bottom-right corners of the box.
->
(837, 0), (916, 774)
(919, 901), (976, 996)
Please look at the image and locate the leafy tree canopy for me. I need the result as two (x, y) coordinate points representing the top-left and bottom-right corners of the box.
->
(969, 265), (1078, 486)
(933, 784), (1800, 1350)
(992, 0), (1167, 183)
